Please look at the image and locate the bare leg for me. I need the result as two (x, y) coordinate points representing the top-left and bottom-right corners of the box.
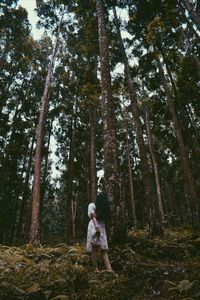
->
(91, 244), (99, 272)
(102, 250), (113, 272)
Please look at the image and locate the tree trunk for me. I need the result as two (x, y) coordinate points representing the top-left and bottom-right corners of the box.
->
(164, 179), (181, 226)
(89, 105), (97, 202)
(113, 7), (163, 236)
(72, 194), (77, 237)
(41, 118), (53, 214)
(186, 105), (200, 140)
(182, 0), (200, 30)
(157, 57), (199, 227)
(66, 101), (77, 243)
(96, 0), (126, 242)
(14, 133), (35, 242)
(122, 109), (137, 227)
(13, 140), (30, 242)
(144, 106), (165, 226)
(29, 31), (60, 246)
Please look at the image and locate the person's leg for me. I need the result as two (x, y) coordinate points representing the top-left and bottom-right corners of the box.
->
(102, 250), (113, 272)
(91, 244), (99, 272)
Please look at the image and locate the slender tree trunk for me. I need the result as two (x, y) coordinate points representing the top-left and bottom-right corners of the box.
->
(39, 118), (53, 240)
(66, 101), (77, 243)
(126, 129), (137, 227)
(182, 0), (200, 30)
(13, 141), (30, 242)
(157, 57), (199, 227)
(96, 0), (126, 242)
(41, 119), (53, 213)
(113, 7), (163, 236)
(29, 30), (60, 245)
(134, 162), (145, 229)
(15, 133), (35, 242)
(164, 179), (181, 226)
(122, 110), (137, 227)
(162, 54), (179, 98)
(86, 132), (91, 205)
(89, 105), (97, 202)
(144, 107), (165, 226)
(72, 194), (77, 237)
(186, 105), (200, 139)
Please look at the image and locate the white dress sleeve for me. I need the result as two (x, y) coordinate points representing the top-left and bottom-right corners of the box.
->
(88, 202), (96, 219)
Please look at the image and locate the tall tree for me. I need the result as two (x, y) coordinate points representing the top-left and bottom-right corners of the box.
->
(66, 99), (77, 242)
(144, 103), (165, 226)
(89, 104), (97, 202)
(29, 29), (60, 245)
(121, 108), (137, 227)
(96, 0), (126, 242)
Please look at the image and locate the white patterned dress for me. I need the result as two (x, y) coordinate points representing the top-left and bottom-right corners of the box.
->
(86, 202), (108, 252)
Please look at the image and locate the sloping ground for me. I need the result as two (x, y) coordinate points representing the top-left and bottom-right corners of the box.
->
(0, 229), (200, 300)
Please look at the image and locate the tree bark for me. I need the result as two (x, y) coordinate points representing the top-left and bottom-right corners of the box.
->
(122, 109), (137, 227)
(89, 105), (97, 202)
(14, 133), (35, 242)
(29, 31), (60, 245)
(144, 106), (165, 226)
(66, 102), (77, 243)
(96, 0), (126, 242)
(41, 118), (53, 214)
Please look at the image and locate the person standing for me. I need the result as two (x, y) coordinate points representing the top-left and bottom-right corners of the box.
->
(86, 193), (113, 273)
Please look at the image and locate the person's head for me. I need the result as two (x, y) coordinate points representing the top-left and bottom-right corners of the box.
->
(95, 193), (110, 221)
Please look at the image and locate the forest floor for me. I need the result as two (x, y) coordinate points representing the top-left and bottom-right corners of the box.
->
(0, 228), (200, 300)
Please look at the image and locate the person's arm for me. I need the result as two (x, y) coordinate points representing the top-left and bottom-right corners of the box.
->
(91, 213), (99, 229)
(91, 213), (100, 238)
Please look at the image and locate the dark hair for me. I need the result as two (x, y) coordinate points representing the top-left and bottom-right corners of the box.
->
(95, 193), (110, 221)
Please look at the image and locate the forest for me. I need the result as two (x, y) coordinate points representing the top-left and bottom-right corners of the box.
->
(0, 0), (200, 299)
